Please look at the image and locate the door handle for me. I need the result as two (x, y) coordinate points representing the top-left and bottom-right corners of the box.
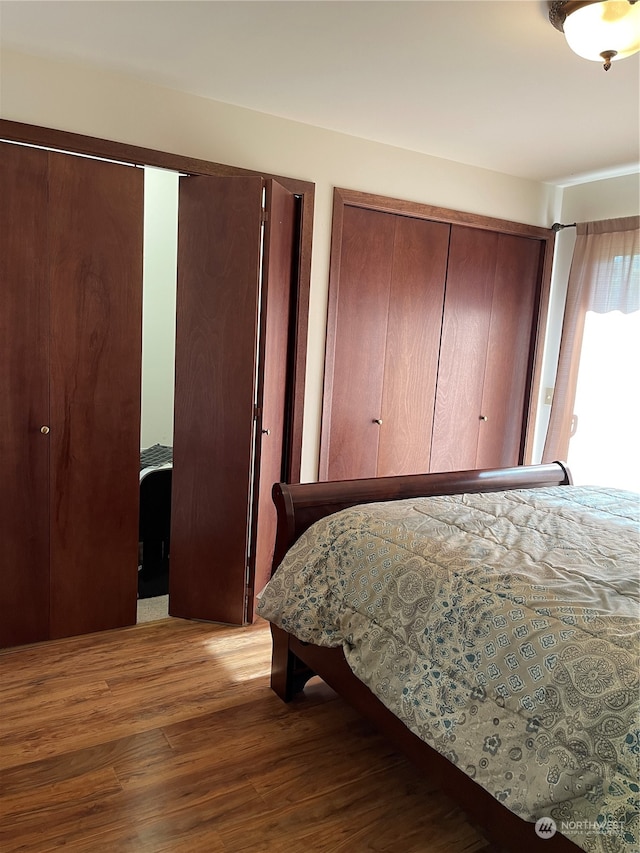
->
(261, 428), (271, 436)
(372, 418), (383, 425)
(479, 415), (488, 422)
(40, 425), (50, 434)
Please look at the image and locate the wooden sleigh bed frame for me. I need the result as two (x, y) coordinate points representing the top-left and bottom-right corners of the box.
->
(267, 462), (582, 853)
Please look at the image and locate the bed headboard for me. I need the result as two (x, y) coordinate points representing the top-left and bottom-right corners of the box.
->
(271, 461), (572, 573)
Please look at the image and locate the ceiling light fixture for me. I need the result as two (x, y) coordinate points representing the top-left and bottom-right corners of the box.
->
(549, 0), (640, 70)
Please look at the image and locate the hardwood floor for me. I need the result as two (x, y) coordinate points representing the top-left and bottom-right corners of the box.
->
(0, 617), (491, 852)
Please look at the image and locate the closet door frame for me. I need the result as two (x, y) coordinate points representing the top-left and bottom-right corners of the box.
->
(321, 188), (555, 475)
(0, 118), (314, 484)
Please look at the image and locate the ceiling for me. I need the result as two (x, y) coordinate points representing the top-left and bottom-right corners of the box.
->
(1, 0), (639, 186)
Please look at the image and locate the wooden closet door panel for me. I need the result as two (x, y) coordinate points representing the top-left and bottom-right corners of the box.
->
(170, 175), (263, 625)
(250, 181), (296, 614)
(377, 216), (449, 476)
(430, 226), (498, 472)
(48, 152), (143, 639)
(476, 234), (542, 468)
(323, 206), (395, 480)
(0, 143), (50, 647)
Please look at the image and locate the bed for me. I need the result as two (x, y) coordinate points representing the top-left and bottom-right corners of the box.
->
(256, 463), (639, 853)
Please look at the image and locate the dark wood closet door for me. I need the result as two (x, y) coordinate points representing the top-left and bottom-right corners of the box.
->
(475, 234), (542, 468)
(250, 181), (296, 613)
(170, 175), (265, 625)
(431, 226), (542, 472)
(321, 206), (395, 480)
(321, 189), (552, 481)
(0, 142), (51, 647)
(48, 152), (143, 638)
(430, 226), (498, 472)
(376, 216), (449, 476)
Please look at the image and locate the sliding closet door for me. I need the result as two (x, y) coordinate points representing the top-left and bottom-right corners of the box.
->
(430, 226), (542, 472)
(475, 234), (542, 468)
(321, 207), (395, 480)
(376, 216), (448, 475)
(0, 143), (50, 647)
(250, 180), (296, 609)
(170, 176), (264, 625)
(48, 152), (143, 638)
(321, 205), (449, 480)
(430, 226), (497, 472)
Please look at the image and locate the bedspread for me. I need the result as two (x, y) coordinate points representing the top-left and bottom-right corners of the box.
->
(257, 486), (640, 853)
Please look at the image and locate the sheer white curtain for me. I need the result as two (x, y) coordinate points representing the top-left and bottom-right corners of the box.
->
(542, 216), (640, 491)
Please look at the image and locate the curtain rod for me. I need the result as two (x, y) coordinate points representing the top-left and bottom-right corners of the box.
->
(551, 222), (577, 232)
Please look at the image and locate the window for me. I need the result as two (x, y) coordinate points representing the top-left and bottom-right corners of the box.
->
(543, 218), (639, 492)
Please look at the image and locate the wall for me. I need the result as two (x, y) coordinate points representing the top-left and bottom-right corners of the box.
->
(0, 48), (599, 480)
(140, 167), (179, 449)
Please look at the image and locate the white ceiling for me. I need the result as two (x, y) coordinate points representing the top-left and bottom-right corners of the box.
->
(1, 0), (639, 186)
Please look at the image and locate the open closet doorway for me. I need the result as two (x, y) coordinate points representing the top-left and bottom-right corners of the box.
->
(137, 167), (179, 622)
(137, 168), (301, 627)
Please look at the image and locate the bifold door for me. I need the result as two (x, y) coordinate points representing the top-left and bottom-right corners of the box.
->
(0, 143), (51, 647)
(0, 142), (143, 647)
(170, 175), (296, 625)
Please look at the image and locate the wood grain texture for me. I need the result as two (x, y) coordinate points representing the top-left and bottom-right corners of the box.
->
(0, 618), (489, 853)
(48, 151), (143, 638)
(377, 215), (449, 475)
(0, 118), (314, 485)
(171, 175), (264, 625)
(321, 189), (555, 480)
(0, 142), (51, 647)
(430, 225), (498, 472)
(333, 187), (552, 240)
(476, 234), (542, 468)
(250, 181), (296, 615)
(322, 206), (395, 481)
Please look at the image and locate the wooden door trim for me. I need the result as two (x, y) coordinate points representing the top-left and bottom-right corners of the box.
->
(334, 187), (553, 240)
(323, 188), (555, 470)
(0, 118), (314, 483)
(249, 180), (297, 619)
(318, 190), (347, 481)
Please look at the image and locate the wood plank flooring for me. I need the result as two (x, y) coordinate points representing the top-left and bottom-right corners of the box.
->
(0, 617), (492, 852)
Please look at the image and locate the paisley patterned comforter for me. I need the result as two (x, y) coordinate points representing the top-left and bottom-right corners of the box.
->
(257, 486), (640, 853)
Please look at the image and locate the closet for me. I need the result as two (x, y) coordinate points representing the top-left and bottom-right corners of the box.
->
(320, 189), (552, 480)
(321, 206), (449, 479)
(0, 141), (143, 648)
(1, 123), (309, 650)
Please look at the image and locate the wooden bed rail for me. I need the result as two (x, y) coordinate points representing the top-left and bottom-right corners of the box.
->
(271, 462), (572, 572)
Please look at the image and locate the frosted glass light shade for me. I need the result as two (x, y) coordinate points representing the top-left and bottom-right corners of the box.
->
(563, 1), (640, 63)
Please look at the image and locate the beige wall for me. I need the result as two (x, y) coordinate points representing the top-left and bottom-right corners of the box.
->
(141, 167), (178, 449)
(2, 49), (635, 479)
